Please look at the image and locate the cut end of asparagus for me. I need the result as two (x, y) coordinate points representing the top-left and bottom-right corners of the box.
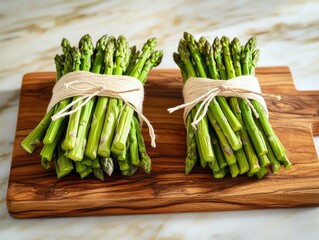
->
(21, 140), (39, 154)
(41, 158), (51, 169)
(111, 142), (125, 155)
(255, 167), (268, 179)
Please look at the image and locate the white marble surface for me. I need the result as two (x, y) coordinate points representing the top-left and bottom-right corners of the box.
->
(1, 0), (319, 239)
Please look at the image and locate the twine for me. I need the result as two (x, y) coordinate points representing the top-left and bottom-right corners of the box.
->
(47, 71), (156, 147)
(167, 76), (281, 129)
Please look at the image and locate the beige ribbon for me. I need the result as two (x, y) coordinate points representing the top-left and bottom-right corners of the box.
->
(167, 76), (281, 129)
(47, 71), (156, 147)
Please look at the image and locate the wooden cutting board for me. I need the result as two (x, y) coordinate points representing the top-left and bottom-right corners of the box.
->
(7, 67), (319, 218)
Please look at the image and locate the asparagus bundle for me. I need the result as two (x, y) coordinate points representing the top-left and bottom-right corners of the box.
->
(173, 32), (291, 179)
(21, 34), (163, 180)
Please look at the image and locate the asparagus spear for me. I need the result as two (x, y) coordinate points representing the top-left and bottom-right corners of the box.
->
(229, 162), (240, 178)
(127, 50), (163, 167)
(229, 101), (261, 174)
(85, 35), (110, 159)
(207, 109), (236, 165)
(228, 37), (261, 174)
(173, 52), (188, 81)
(219, 36), (242, 132)
(40, 42), (77, 168)
(230, 38), (242, 77)
(21, 107), (54, 153)
(111, 38), (158, 154)
(129, 120), (140, 167)
(66, 34), (98, 161)
(183, 32), (207, 78)
(182, 33), (241, 152)
(209, 98), (242, 151)
(97, 36), (117, 158)
(211, 129), (227, 169)
(178, 37), (215, 163)
(100, 157), (114, 176)
(239, 99), (268, 156)
(43, 38), (73, 144)
(125, 50), (140, 76)
(212, 167), (226, 179)
(139, 50), (163, 84)
(40, 120), (67, 169)
(133, 116), (151, 173)
(213, 37), (227, 80)
(55, 143), (74, 179)
(62, 35), (94, 151)
(173, 51), (199, 173)
(61, 46), (82, 150)
(125, 45), (136, 71)
(185, 114), (198, 174)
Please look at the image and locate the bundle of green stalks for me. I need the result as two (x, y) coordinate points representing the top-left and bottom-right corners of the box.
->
(173, 32), (291, 179)
(21, 34), (163, 180)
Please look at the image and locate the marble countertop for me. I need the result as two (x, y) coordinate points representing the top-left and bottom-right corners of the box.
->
(1, 0), (318, 239)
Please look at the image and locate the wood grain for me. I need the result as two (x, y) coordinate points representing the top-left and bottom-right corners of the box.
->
(7, 67), (319, 218)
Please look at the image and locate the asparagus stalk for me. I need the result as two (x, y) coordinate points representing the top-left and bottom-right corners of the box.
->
(207, 109), (236, 165)
(178, 37), (215, 163)
(40, 120), (67, 169)
(43, 39), (73, 145)
(181, 34), (241, 151)
(230, 38), (242, 77)
(212, 167), (226, 179)
(173, 51), (199, 173)
(230, 101), (261, 174)
(218, 36), (242, 132)
(61, 35), (94, 150)
(100, 157), (114, 176)
(248, 40), (288, 165)
(84, 35), (109, 159)
(185, 114), (198, 174)
(191, 106), (215, 166)
(65, 97), (95, 161)
(97, 36), (117, 158)
(209, 98), (242, 151)
(235, 149), (250, 174)
(251, 101), (286, 160)
(131, 116), (151, 173)
(40, 41), (77, 168)
(228, 37), (261, 174)
(55, 143), (74, 179)
(129, 120), (140, 167)
(139, 50), (164, 84)
(125, 50), (140, 76)
(229, 162), (240, 178)
(61, 46), (83, 150)
(111, 38), (158, 153)
(21, 108), (54, 153)
(173, 52), (188, 81)
(239, 99), (268, 156)
(211, 130), (227, 169)
(66, 35), (99, 161)
(213, 37), (227, 80)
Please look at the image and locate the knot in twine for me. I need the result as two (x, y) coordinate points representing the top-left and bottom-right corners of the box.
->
(167, 75), (281, 129)
(47, 71), (156, 147)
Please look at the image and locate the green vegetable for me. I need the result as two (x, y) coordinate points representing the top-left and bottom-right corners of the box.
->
(21, 34), (163, 180)
(173, 32), (290, 179)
